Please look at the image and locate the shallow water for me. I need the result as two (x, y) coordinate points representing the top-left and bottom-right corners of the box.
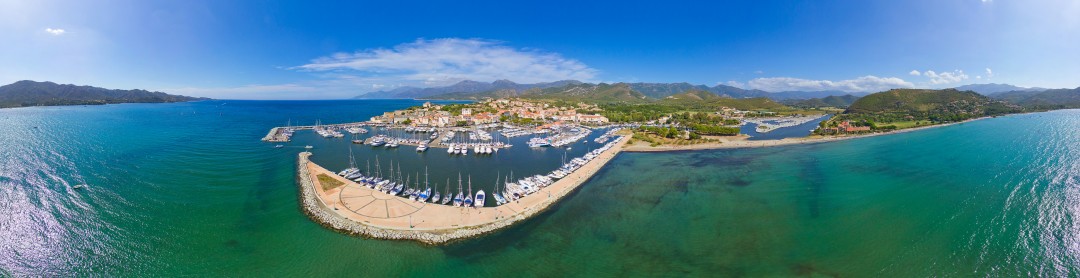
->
(1, 101), (1077, 276)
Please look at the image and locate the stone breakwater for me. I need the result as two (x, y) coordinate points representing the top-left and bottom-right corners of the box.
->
(295, 138), (625, 245)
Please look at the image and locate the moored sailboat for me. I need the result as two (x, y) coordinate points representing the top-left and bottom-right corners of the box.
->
(464, 176), (474, 207)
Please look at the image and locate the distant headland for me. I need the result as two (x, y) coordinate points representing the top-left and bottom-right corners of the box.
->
(0, 80), (208, 109)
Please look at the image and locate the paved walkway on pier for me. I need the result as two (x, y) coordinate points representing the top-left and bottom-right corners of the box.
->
(302, 137), (626, 239)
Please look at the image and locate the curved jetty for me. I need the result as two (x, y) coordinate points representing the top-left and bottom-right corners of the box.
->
(297, 138), (627, 245)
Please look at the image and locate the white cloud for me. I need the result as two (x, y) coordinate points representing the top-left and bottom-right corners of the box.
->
(294, 38), (597, 86)
(909, 70), (921, 76)
(44, 28), (64, 35)
(723, 80), (745, 88)
(922, 69), (969, 84)
(985, 68), (993, 78)
(741, 76), (914, 92)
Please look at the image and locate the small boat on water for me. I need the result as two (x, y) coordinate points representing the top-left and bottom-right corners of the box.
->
(73, 184), (86, 189)
(274, 145), (284, 148)
(474, 189), (486, 207)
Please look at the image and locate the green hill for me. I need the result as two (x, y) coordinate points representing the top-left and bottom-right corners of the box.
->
(847, 89), (989, 114)
(841, 88), (1021, 123)
(659, 90), (786, 110)
(662, 89), (725, 101)
(0, 80), (206, 109)
(521, 83), (648, 103)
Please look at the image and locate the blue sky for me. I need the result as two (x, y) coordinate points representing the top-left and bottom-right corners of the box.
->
(1, 0), (1078, 99)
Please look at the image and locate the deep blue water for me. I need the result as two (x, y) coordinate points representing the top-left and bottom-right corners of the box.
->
(1, 100), (1078, 276)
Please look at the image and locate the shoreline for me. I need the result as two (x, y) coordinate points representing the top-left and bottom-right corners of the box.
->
(623, 116), (994, 152)
(296, 137), (628, 245)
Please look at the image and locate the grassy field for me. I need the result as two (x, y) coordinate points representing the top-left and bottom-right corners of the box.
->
(881, 121), (927, 129)
(630, 131), (717, 147)
(317, 174), (345, 191)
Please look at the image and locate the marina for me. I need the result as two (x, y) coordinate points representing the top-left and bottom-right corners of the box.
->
(299, 134), (628, 244)
(270, 100), (631, 244)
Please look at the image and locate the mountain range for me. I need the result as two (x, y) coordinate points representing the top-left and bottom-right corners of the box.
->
(0, 80), (206, 109)
(357, 80), (875, 101)
(992, 87), (1080, 109)
(781, 95), (861, 108)
(354, 80), (581, 99)
(954, 83), (1047, 95)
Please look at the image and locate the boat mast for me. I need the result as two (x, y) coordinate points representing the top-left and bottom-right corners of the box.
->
(374, 156), (381, 179)
(348, 145), (356, 169)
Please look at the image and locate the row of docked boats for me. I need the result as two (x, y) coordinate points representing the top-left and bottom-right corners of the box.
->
(337, 162), (489, 208)
(444, 143), (500, 155)
(494, 135), (624, 205)
(315, 126), (344, 138)
(593, 127), (623, 144)
(404, 126), (437, 133)
(344, 126), (368, 134)
(499, 126), (550, 138)
(330, 130), (624, 209)
(550, 128), (589, 147)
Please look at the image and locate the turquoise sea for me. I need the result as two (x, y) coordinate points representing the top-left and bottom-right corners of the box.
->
(1, 100), (1078, 276)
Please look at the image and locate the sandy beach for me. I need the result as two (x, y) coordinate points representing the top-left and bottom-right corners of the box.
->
(298, 137), (629, 244)
(622, 116), (992, 152)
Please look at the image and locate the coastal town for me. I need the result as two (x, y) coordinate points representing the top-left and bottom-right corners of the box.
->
(263, 96), (858, 244)
(263, 85), (1024, 245)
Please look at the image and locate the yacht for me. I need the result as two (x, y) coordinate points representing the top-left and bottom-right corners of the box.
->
(453, 174), (464, 207)
(528, 137), (550, 148)
(416, 143), (428, 152)
(369, 137), (386, 147)
(464, 177), (474, 207)
(420, 187), (431, 202)
(474, 189), (486, 207)
(441, 179), (453, 205)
